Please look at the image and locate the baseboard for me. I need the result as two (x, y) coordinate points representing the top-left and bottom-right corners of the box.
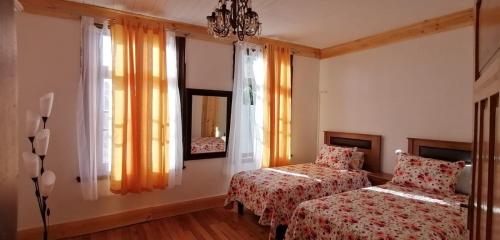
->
(17, 195), (227, 240)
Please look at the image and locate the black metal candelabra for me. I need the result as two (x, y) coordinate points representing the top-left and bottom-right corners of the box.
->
(28, 117), (51, 240)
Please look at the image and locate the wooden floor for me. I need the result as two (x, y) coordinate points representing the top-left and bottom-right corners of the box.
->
(62, 207), (269, 240)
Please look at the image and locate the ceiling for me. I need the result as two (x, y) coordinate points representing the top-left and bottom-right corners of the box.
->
(67, 0), (474, 48)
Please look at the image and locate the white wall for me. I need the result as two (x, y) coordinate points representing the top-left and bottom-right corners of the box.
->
(318, 27), (474, 173)
(186, 38), (233, 91)
(291, 56), (320, 164)
(16, 13), (319, 229)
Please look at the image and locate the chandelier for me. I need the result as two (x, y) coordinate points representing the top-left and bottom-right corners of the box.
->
(207, 0), (262, 41)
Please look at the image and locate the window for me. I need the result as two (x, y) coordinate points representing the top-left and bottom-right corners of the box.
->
(79, 20), (184, 197)
(241, 47), (263, 164)
(243, 53), (257, 105)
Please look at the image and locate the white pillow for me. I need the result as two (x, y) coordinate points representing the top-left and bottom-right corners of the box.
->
(455, 164), (472, 195)
(350, 150), (365, 170)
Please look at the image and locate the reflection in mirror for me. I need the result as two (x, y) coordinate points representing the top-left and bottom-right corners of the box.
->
(191, 96), (227, 154)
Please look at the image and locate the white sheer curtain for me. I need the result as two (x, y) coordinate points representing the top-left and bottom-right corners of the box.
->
(225, 42), (265, 176)
(76, 16), (110, 200)
(166, 31), (183, 187)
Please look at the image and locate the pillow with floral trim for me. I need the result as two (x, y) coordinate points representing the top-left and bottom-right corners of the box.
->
(315, 144), (352, 170)
(391, 152), (465, 195)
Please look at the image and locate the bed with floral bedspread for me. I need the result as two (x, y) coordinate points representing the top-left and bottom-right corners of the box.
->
(224, 163), (371, 239)
(285, 183), (468, 240)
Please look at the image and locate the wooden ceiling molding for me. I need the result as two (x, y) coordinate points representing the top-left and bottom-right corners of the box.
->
(19, 0), (322, 58)
(320, 8), (474, 59)
(19, 0), (473, 59)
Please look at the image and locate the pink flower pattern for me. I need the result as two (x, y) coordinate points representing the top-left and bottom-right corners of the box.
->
(392, 153), (465, 195)
(224, 163), (370, 239)
(315, 145), (353, 170)
(285, 183), (468, 240)
(191, 137), (225, 154)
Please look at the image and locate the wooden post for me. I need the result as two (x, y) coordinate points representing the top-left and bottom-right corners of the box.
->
(0, 0), (19, 239)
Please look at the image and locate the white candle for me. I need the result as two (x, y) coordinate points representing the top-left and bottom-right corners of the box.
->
(40, 170), (56, 197)
(35, 129), (50, 156)
(22, 152), (40, 178)
(25, 110), (40, 137)
(40, 92), (54, 118)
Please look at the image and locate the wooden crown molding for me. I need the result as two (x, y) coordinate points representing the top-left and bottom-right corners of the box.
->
(19, 0), (321, 58)
(18, 0), (474, 60)
(320, 8), (474, 59)
(17, 195), (226, 240)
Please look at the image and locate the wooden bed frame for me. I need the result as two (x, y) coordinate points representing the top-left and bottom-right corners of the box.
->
(407, 138), (472, 163)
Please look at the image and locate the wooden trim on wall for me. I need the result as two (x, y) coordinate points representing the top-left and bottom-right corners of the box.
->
(475, 0), (482, 80)
(469, 102), (479, 237)
(0, 0), (19, 239)
(485, 93), (499, 239)
(475, 99), (487, 240)
(19, 0), (475, 60)
(320, 8), (474, 59)
(19, 0), (321, 58)
(16, 195), (226, 240)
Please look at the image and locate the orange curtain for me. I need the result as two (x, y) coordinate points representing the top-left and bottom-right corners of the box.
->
(262, 44), (292, 167)
(110, 20), (169, 194)
(201, 96), (218, 137)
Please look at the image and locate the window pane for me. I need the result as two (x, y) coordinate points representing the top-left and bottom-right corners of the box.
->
(99, 33), (113, 176)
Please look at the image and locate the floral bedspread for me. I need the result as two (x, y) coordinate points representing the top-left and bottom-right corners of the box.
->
(224, 163), (371, 239)
(191, 137), (225, 154)
(285, 183), (469, 240)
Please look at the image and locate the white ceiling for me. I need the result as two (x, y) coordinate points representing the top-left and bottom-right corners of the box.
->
(68, 0), (474, 48)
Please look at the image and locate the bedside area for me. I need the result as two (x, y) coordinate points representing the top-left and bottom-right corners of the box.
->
(367, 172), (393, 186)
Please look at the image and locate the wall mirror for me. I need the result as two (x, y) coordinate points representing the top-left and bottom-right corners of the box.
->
(184, 88), (232, 160)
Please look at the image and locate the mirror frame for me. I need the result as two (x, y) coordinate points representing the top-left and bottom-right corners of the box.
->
(184, 88), (232, 160)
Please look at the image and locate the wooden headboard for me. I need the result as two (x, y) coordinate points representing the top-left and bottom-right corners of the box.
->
(407, 138), (472, 164)
(324, 131), (382, 173)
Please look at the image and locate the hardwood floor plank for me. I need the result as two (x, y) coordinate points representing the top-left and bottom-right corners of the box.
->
(216, 222), (245, 240)
(208, 223), (230, 240)
(60, 207), (269, 240)
(109, 228), (126, 240)
(150, 219), (173, 240)
(186, 214), (216, 240)
(191, 210), (222, 238)
(183, 231), (198, 240)
(161, 218), (188, 240)
(141, 222), (164, 240)
(213, 206), (266, 236)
